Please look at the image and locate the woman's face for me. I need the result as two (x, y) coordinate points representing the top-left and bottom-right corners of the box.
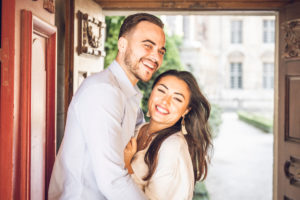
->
(148, 75), (191, 129)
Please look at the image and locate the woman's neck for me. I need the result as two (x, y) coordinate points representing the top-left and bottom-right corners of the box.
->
(147, 121), (169, 134)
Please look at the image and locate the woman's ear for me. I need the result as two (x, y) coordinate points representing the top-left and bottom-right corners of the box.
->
(183, 108), (191, 116)
(118, 37), (128, 53)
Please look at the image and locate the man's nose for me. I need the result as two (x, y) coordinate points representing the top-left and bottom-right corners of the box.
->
(149, 48), (160, 64)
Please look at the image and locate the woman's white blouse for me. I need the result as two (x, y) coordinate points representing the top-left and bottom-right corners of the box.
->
(131, 125), (194, 200)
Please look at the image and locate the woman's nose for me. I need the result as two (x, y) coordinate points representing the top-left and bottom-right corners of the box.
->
(162, 95), (171, 105)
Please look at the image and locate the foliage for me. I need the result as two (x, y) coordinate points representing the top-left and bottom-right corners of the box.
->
(193, 181), (210, 200)
(104, 16), (125, 69)
(237, 111), (273, 133)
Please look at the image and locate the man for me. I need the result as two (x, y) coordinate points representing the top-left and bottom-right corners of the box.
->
(48, 13), (166, 199)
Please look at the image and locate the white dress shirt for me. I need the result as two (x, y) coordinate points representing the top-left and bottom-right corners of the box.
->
(131, 124), (195, 200)
(48, 61), (147, 200)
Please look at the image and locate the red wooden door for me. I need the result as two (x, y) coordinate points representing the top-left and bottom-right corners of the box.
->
(0, 0), (15, 199)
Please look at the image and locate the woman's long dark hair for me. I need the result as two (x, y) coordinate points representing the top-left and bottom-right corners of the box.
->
(143, 70), (212, 182)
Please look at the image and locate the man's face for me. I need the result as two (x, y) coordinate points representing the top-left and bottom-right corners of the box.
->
(123, 21), (166, 83)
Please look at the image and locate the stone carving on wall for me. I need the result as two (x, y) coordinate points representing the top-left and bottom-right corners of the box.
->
(43, 0), (55, 13)
(282, 19), (300, 59)
(77, 11), (105, 56)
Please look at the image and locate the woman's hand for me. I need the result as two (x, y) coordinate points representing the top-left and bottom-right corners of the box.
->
(124, 137), (137, 174)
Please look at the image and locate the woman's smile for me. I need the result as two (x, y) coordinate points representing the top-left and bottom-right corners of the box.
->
(155, 104), (170, 115)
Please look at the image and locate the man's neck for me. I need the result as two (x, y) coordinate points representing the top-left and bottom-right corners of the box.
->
(115, 58), (138, 86)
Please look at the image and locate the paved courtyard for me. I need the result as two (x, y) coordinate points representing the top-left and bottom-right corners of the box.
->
(205, 112), (274, 200)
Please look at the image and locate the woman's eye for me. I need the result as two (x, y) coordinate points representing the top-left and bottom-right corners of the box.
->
(158, 88), (165, 93)
(174, 97), (183, 103)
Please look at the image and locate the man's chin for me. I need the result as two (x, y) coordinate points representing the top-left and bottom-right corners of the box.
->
(138, 75), (153, 82)
(136, 71), (154, 82)
(139, 77), (152, 82)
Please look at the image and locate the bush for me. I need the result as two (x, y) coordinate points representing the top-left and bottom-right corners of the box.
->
(193, 181), (210, 200)
(209, 104), (223, 138)
(237, 111), (273, 133)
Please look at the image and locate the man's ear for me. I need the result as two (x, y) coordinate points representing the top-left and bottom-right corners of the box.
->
(118, 37), (128, 53)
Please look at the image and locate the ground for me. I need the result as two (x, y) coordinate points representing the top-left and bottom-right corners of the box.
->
(205, 112), (273, 200)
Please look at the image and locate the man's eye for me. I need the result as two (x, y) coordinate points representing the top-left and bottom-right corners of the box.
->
(144, 44), (152, 49)
(158, 88), (165, 93)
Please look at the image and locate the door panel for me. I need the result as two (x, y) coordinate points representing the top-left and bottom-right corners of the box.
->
(286, 76), (300, 141)
(30, 33), (46, 200)
(277, 2), (300, 199)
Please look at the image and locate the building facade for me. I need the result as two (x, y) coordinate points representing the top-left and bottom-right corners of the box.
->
(162, 15), (275, 113)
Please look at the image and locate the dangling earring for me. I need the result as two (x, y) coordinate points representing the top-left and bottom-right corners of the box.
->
(146, 111), (150, 117)
(181, 116), (188, 135)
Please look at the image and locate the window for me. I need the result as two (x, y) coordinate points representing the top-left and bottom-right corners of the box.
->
(263, 20), (275, 43)
(263, 63), (274, 89)
(230, 62), (243, 89)
(231, 20), (243, 44)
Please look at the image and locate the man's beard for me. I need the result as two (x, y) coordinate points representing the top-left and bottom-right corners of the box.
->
(124, 47), (152, 82)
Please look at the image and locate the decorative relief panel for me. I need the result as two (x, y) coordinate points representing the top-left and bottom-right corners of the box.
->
(43, 0), (55, 13)
(285, 76), (300, 143)
(77, 11), (105, 56)
(284, 156), (300, 187)
(282, 19), (300, 59)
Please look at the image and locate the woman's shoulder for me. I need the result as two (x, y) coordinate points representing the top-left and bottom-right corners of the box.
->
(160, 131), (188, 153)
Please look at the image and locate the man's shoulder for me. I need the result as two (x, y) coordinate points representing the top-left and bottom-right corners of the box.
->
(71, 68), (125, 105)
(83, 68), (118, 88)
(76, 69), (121, 94)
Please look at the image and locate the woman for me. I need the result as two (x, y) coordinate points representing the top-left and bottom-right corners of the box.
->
(124, 70), (212, 200)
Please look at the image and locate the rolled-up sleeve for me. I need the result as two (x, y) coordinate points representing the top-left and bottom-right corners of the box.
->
(74, 83), (146, 200)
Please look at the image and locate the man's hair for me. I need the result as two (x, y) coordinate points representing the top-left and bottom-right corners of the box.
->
(118, 13), (164, 39)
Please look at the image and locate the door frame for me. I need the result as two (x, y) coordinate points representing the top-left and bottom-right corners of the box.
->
(0, 0), (15, 199)
(19, 10), (57, 200)
(103, 8), (282, 200)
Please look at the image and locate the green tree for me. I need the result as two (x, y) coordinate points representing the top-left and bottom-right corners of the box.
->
(104, 16), (125, 69)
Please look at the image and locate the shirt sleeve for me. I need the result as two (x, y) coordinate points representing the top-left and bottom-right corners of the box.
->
(144, 135), (193, 200)
(74, 83), (147, 200)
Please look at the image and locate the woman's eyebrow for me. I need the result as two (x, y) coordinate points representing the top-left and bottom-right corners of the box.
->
(158, 84), (168, 89)
(174, 92), (185, 99)
(158, 84), (185, 99)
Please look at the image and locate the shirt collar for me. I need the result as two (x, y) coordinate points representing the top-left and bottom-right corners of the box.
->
(109, 60), (143, 101)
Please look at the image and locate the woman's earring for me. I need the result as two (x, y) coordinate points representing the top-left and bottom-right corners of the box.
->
(181, 116), (188, 135)
(146, 111), (150, 117)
